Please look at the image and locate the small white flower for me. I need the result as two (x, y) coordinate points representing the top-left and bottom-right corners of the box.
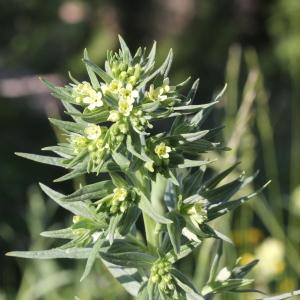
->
(84, 124), (102, 140)
(72, 81), (103, 110)
(118, 97), (134, 116)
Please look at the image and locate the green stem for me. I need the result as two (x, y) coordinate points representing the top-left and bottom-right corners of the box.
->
(132, 170), (168, 250)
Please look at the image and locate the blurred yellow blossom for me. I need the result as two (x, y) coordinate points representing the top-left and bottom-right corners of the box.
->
(255, 238), (285, 282)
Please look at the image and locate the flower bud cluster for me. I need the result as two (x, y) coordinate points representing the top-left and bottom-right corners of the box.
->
(99, 187), (138, 216)
(150, 259), (175, 294)
(71, 215), (95, 246)
(69, 124), (108, 169)
(110, 60), (142, 85)
(72, 81), (103, 110)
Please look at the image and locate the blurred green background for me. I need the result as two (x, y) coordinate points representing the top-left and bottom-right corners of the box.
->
(1, 0), (300, 299)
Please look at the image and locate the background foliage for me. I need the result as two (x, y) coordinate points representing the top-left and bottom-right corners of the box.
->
(0, 0), (299, 299)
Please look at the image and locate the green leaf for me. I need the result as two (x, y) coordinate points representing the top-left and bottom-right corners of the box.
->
(185, 79), (199, 104)
(167, 212), (183, 254)
(6, 247), (92, 259)
(201, 175), (245, 203)
(63, 180), (114, 202)
(15, 152), (65, 167)
(138, 191), (172, 224)
(183, 167), (206, 197)
(40, 228), (75, 239)
(102, 260), (142, 296)
(82, 109), (110, 123)
(118, 34), (132, 61)
(109, 172), (127, 187)
(208, 240), (223, 282)
(108, 215), (122, 244)
(80, 236), (104, 281)
(137, 49), (173, 89)
(100, 251), (155, 268)
(178, 159), (215, 169)
(171, 268), (200, 295)
(112, 151), (130, 170)
(181, 130), (209, 142)
(49, 118), (86, 134)
(232, 259), (259, 278)
(166, 241), (199, 263)
(204, 162), (240, 190)
(83, 59), (113, 83)
(118, 207), (141, 236)
(83, 49), (100, 89)
(42, 145), (73, 159)
(173, 102), (218, 113)
(39, 183), (95, 219)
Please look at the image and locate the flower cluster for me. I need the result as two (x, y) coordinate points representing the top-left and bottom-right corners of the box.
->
(10, 36), (270, 300)
(98, 187), (137, 216)
(150, 259), (175, 295)
(72, 81), (103, 110)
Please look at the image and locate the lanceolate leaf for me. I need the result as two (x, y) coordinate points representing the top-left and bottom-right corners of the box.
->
(15, 152), (66, 167)
(80, 236), (104, 281)
(40, 228), (75, 239)
(138, 192), (172, 224)
(62, 180), (114, 202)
(6, 248), (92, 259)
(39, 183), (95, 219)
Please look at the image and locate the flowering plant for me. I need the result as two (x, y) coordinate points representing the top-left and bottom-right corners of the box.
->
(8, 36), (274, 299)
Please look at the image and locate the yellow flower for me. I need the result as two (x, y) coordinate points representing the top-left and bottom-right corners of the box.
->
(112, 187), (128, 202)
(254, 238), (285, 282)
(154, 142), (172, 159)
(239, 253), (256, 266)
(71, 135), (88, 154)
(84, 124), (102, 140)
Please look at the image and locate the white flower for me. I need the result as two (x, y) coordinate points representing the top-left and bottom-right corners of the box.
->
(119, 83), (139, 100)
(84, 124), (102, 140)
(154, 142), (172, 159)
(118, 97), (134, 116)
(187, 199), (208, 226)
(72, 81), (103, 110)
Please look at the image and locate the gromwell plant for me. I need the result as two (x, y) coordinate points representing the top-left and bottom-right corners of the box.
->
(8, 36), (273, 300)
